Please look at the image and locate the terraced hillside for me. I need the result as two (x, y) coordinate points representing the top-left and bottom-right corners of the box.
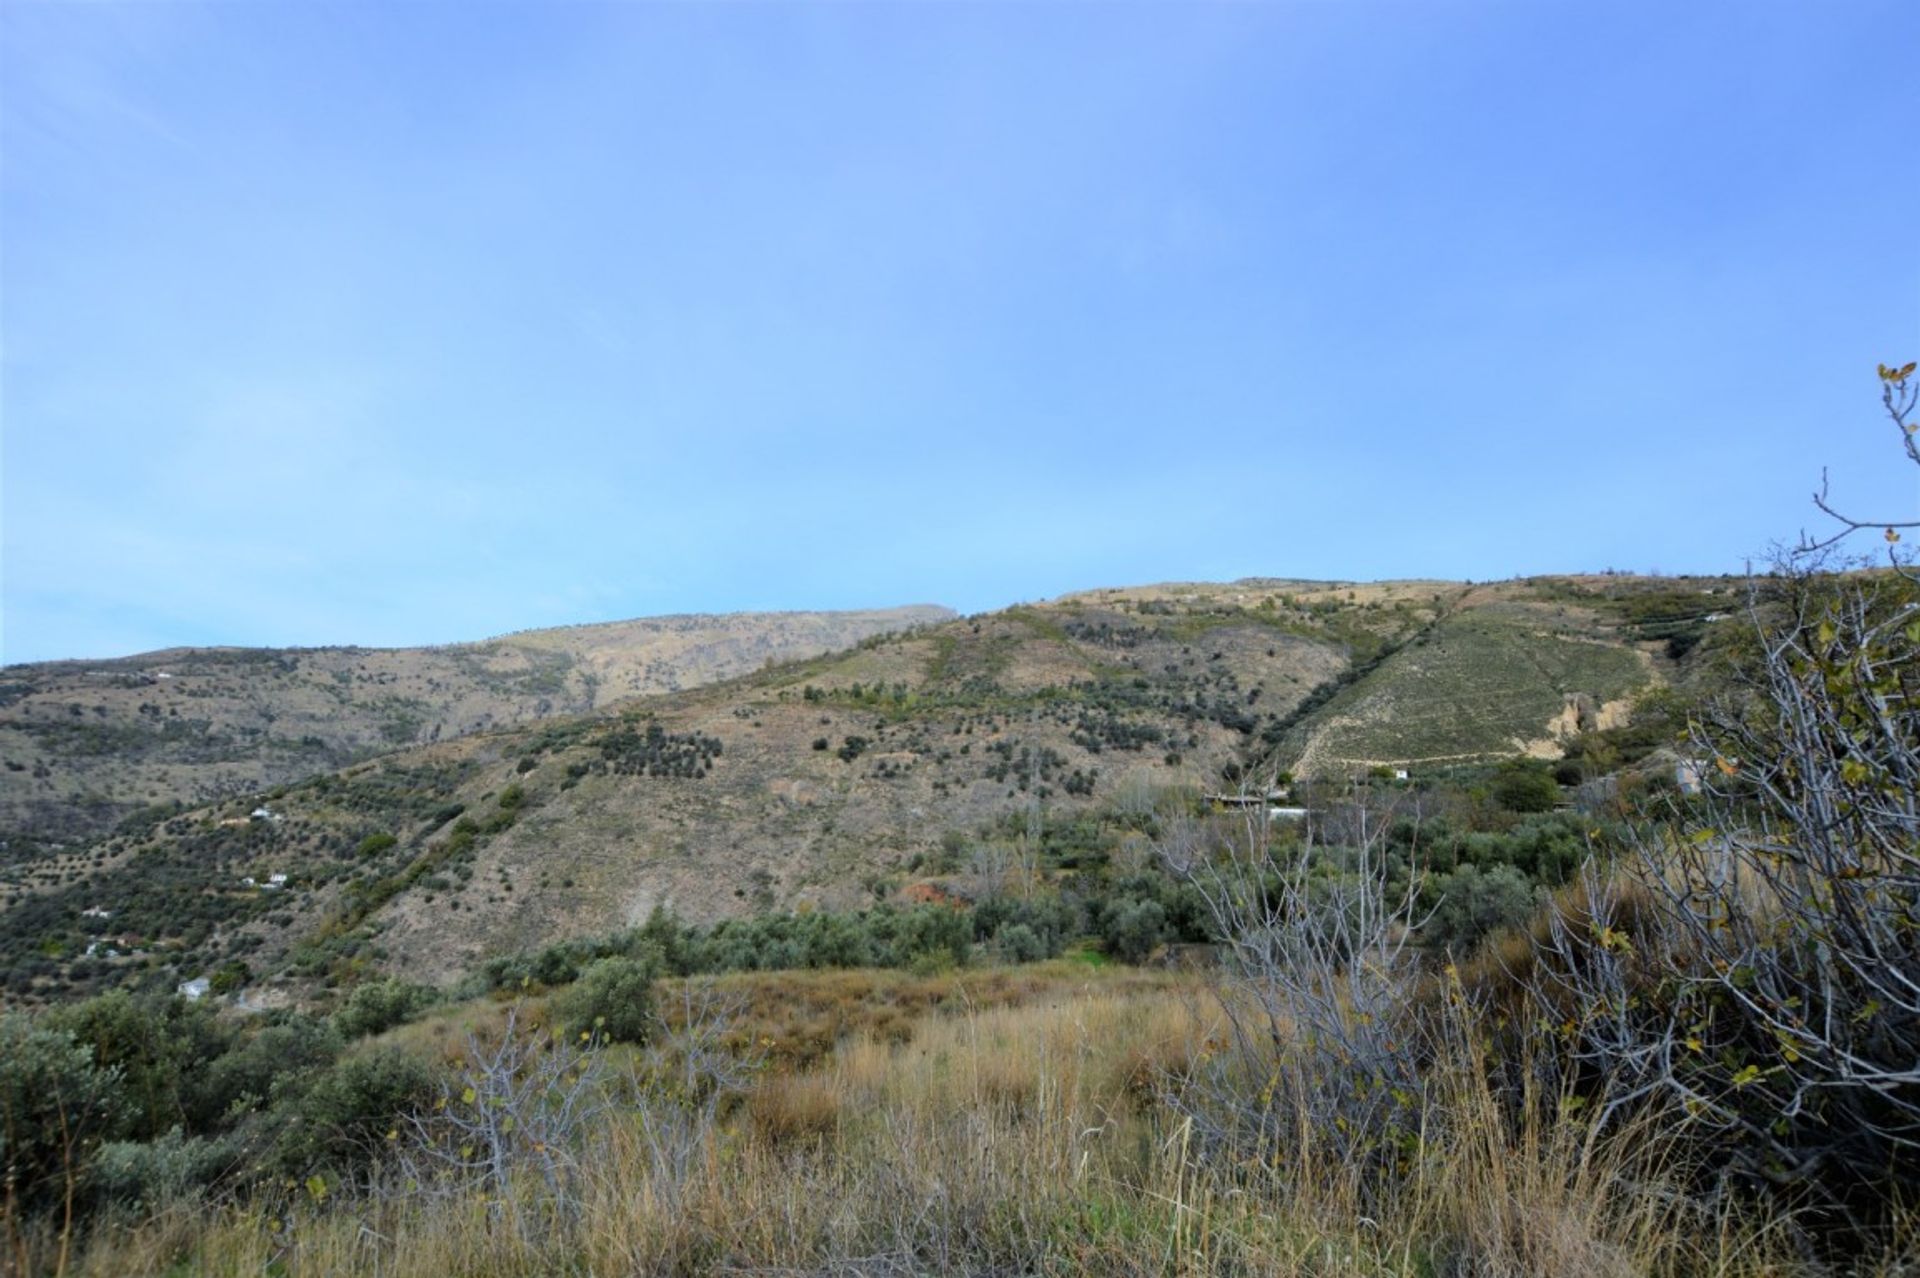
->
(1276, 575), (1738, 772)
(1282, 597), (1647, 771)
(0, 606), (953, 848)
(0, 575), (1731, 1005)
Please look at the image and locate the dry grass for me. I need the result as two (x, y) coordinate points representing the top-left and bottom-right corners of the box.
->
(653, 959), (1187, 1069)
(69, 965), (1851, 1278)
(745, 1074), (842, 1149)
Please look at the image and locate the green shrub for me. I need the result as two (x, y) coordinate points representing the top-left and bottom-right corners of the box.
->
(332, 978), (440, 1041)
(1422, 862), (1539, 953)
(554, 954), (658, 1045)
(973, 895), (1077, 960)
(92, 1127), (238, 1212)
(355, 832), (398, 859)
(193, 1014), (341, 1130)
(0, 1014), (131, 1214)
(995, 923), (1047, 963)
(878, 904), (972, 970)
(273, 1047), (438, 1178)
(1105, 900), (1169, 964)
(44, 990), (234, 1141)
(1492, 758), (1559, 813)
(209, 960), (251, 996)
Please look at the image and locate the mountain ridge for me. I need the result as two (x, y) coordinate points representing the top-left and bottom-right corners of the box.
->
(0, 571), (1739, 1003)
(0, 604), (955, 848)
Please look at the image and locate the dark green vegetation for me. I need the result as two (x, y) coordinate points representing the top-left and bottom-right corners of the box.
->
(1, 990), (437, 1227)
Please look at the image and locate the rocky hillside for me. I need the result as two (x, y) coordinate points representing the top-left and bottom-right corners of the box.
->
(0, 574), (1742, 1003)
(0, 606), (953, 848)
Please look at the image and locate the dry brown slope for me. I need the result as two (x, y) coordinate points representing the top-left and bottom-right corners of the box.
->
(0, 606), (952, 847)
(13, 575), (1728, 998)
(5, 581), (1410, 995)
(375, 610), (1362, 981)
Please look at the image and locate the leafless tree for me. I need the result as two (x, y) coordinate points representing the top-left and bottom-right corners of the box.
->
(626, 979), (764, 1195)
(399, 1006), (608, 1238)
(1626, 563), (1917, 1214)
(1163, 783), (1438, 1198)
(1803, 361), (1918, 574)
(1542, 365), (1920, 1228)
(966, 840), (1014, 903)
(398, 983), (766, 1240)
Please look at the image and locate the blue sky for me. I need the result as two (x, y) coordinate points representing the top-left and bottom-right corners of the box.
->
(3, 1), (1915, 664)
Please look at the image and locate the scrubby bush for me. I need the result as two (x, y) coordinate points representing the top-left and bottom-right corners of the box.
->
(44, 991), (234, 1141)
(554, 954), (659, 1044)
(973, 895), (1077, 960)
(355, 832), (397, 859)
(92, 1127), (238, 1212)
(1422, 862), (1539, 953)
(273, 1047), (439, 1179)
(0, 1014), (131, 1215)
(1393, 812), (1587, 887)
(1103, 899), (1168, 963)
(208, 960), (250, 995)
(1491, 757), (1559, 813)
(995, 923), (1047, 963)
(193, 1014), (341, 1130)
(332, 977), (440, 1040)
